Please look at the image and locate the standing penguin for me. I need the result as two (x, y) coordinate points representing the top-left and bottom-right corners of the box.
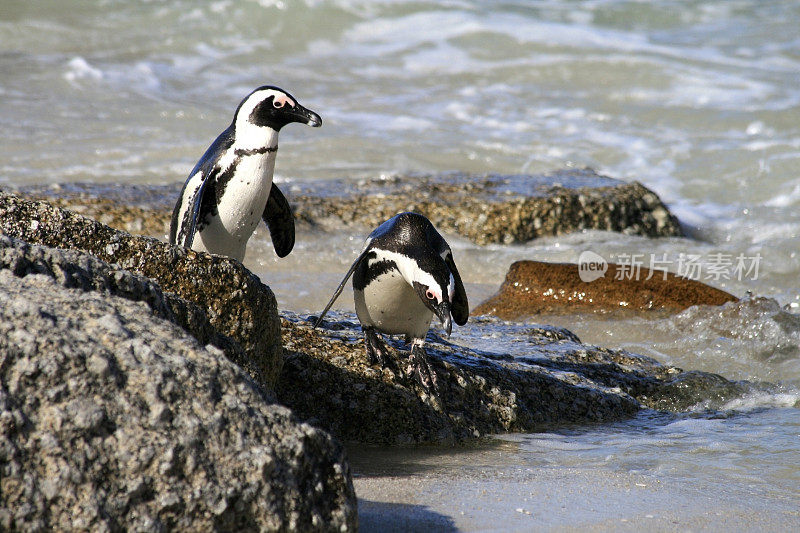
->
(170, 85), (321, 262)
(314, 212), (469, 391)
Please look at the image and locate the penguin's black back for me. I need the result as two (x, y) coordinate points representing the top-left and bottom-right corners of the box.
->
(357, 212), (452, 293)
(168, 127), (235, 243)
(369, 212), (449, 256)
(192, 126), (235, 180)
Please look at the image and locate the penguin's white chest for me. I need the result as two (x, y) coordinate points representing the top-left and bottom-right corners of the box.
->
(198, 152), (277, 261)
(354, 269), (433, 340)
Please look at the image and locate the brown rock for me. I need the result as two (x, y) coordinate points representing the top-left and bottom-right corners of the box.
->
(474, 260), (738, 319)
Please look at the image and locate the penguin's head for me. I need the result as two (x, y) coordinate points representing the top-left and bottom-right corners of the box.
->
(411, 261), (456, 337)
(234, 85), (322, 133)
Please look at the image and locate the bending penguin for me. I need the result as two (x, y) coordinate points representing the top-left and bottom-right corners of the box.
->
(170, 85), (322, 262)
(314, 212), (469, 391)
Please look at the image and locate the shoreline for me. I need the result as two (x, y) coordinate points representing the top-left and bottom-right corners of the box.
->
(346, 426), (800, 531)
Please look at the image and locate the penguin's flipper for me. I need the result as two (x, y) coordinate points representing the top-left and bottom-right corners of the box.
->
(313, 243), (372, 328)
(445, 254), (469, 326)
(185, 179), (208, 250)
(263, 182), (295, 258)
(170, 170), (209, 250)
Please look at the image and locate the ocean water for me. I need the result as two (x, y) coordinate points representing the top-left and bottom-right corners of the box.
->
(2, 0), (799, 528)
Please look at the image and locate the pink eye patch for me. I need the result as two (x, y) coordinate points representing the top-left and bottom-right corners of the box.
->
(273, 95), (295, 109)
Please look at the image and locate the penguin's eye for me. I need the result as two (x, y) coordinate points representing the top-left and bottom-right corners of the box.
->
(273, 99), (284, 109)
(425, 289), (436, 300)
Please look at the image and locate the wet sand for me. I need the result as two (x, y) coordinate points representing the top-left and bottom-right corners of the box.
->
(348, 440), (800, 532)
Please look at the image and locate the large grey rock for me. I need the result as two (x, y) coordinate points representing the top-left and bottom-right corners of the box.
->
(0, 191), (282, 389)
(0, 251), (357, 531)
(0, 235), (239, 361)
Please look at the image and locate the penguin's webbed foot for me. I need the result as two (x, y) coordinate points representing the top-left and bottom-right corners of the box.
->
(407, 341), (440, 395)
(364, 327), (391, 368)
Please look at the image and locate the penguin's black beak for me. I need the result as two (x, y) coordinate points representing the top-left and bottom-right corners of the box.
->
(414, 282), (452, 337)
(290, 104), (322, 128)
(433, 301), (453, 338)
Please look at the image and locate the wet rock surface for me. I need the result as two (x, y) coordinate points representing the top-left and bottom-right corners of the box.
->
(474, 260), (738, 319)
(12, 168), (682, 244)
(0, 259), (357, 531)
(0, 191), (283, 388)
(275, 312), (754, 444)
